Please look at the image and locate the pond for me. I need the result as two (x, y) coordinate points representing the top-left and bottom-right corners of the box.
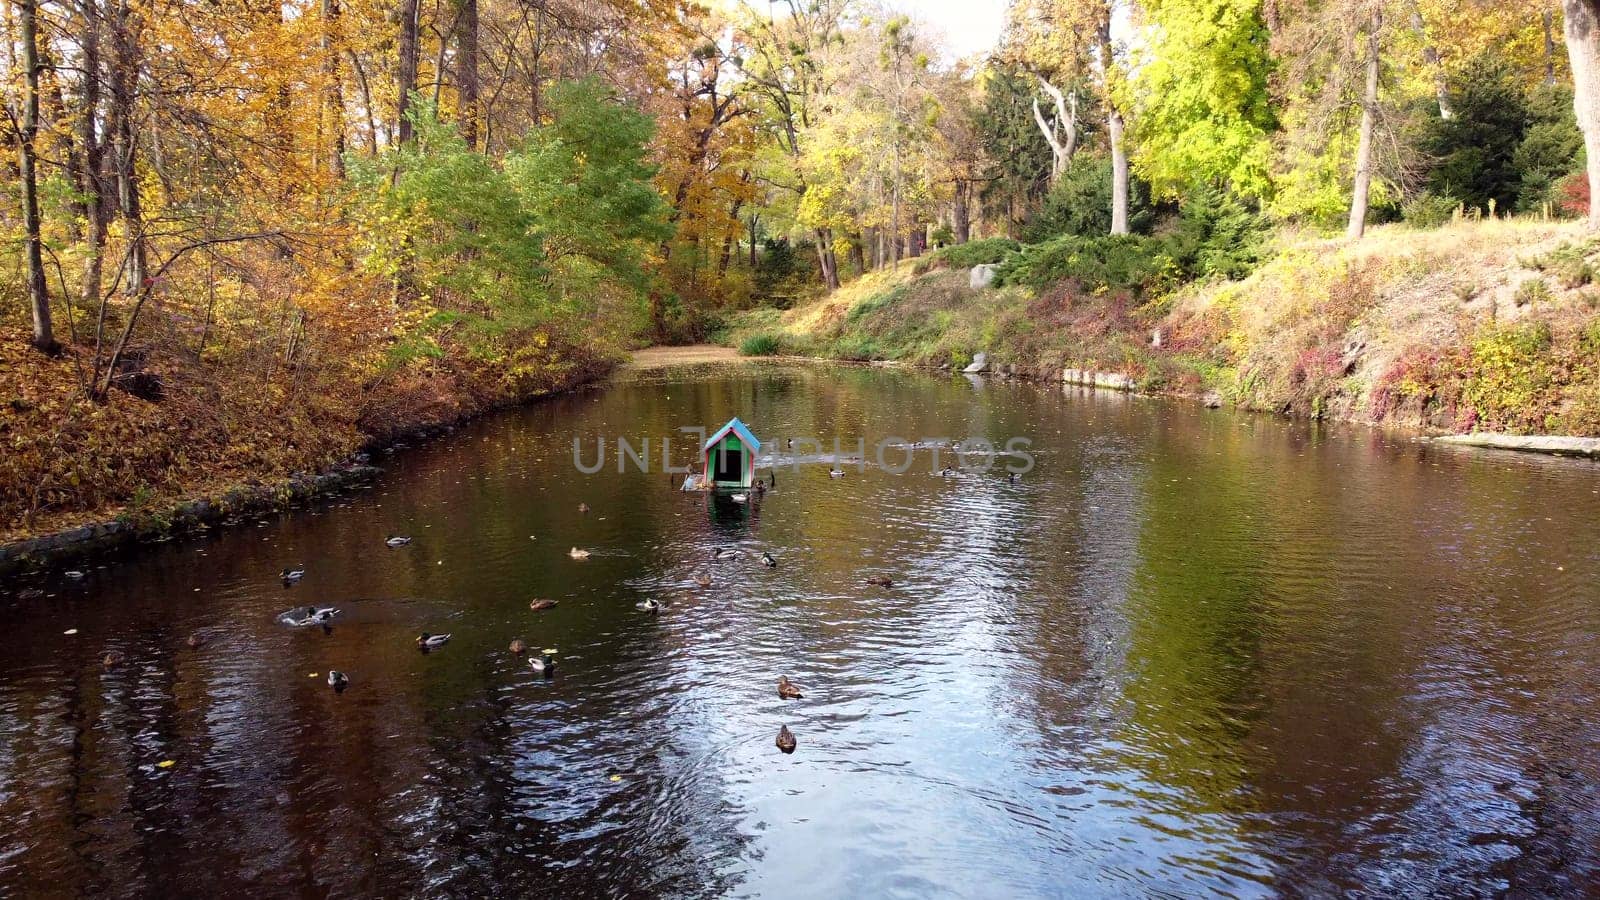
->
(3, 361), (1599, 896)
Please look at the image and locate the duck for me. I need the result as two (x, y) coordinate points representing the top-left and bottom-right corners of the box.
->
(731, 492), (748, 503)
(509, 639), (528, 655)
(530, 648), (557, 676)
(65, 570), (86, 580)
(777, 676), (803, 700)
(185, 633), (206, 649)
(416, 632), (451, 650)
(280, 567), (306, 584)
(529, 598), (559, 612)
(384, 535), (412, 548)
(295, 606), (339, 626)
(578, 502), (590, 514)
(761, 551), (777, 568)
(1007, 472), (1019, 484)
(694, 571), (712, 588)
(327, 670), (350, 693)
(828, 468), (845, 478)
(776, 724), (797, 754)
(865, 575), (894, 588)
(102, 650), (127, 669)
(636, 598), (662, 614)
(713, 547), (741, 560)
(569, 547), (591, 560)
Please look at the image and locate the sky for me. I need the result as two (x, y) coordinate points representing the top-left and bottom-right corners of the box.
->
(887, 0), (1009, 61)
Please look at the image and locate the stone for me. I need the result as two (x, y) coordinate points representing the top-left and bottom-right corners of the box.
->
(963, 352), (989, 374)
(1202, 392), (1224, 409)
(969, 264), (998, 290)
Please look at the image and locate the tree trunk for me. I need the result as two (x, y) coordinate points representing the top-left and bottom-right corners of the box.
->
(17, 0), (54, 351)
(79, 0), (106, 314)
(455, 0), (478, 148)
(1031, 75), (1078, 184)
(321, 0), (345, 175)
(815, 228), (839, 290)
(953, 178), (971, 244)
(1410, 9), (1451, 119)
(395, 0), (420, 143)
(1546, 9), (1560, 86)
(1347, 8), (1381, 240)
(1568, 0), (1600, 229)
(1108, 103), (1130, 235)
(109, 0), (145, 292)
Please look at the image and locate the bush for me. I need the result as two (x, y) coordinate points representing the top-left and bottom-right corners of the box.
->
(1023, 154), (1153, 242)
(995, 233), (1176, 296)
(1464, 322), (1555, 431)
(739, 333), (783, 356)
(1514, 278), (1552, 306)
(1165, 186), (1270, 280)
(1402, 192), (1459, 229)
(1531, 241), (1596, 288)
(915, 237), (1021, 273)
(1558, 172), (1590, 219)
(1423, 55), (1528, 214)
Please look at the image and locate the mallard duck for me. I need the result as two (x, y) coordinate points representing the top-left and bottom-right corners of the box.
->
(569, 547), (591, 560)
(417, 632), (451, 650)
(530, 649), (557, 676)
(776, 724), (797, 754)
(1007, 472), (1019, 484)
(777, 676), (803, 699)
(578, 503), (590, 514)
(694, 571), (712, 588)
(529, 598), (559, 612)
(828, 468), (844, 478)
(731, 493), (748, 503)
(865, 575), (893, 588)
(327, 670), (350, 693)
(185, 633), (205, 649)
(385, 535), (412, 548)
(65, 570), (86, 580)
(713, 547), (741, 560)
(509, 639), (528, 655)
(761, 551), (777, 568)
(636, 598), (662, 614)
(280, 567), (306, 583)
(102, 650), (126, 669)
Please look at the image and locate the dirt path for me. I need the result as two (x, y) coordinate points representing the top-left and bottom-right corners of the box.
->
(627, 345), (744, 368)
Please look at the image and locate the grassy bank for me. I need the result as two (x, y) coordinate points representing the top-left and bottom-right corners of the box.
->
(1, 324), (614, 547)
(720, 220), (1600, 436)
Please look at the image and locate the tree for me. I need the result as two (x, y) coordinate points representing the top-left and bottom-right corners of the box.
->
(16, 0), (55, 352)
(1348, 6), (1382, 239)
(1565, 0), (1600, 228)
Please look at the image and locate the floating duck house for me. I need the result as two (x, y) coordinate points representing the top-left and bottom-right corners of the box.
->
(703, 418), (760, 489)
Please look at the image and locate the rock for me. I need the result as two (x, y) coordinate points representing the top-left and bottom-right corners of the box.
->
(969, 264), (998, 290)
(1202, 392), (1224, 409)
(963, 352), (989, 374)
(1151, 329), (1164, 349)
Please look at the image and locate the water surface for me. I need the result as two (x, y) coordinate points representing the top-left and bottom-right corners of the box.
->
(3, 362), (1599, 897)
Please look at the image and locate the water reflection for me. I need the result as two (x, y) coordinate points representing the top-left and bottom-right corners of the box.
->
(2, 362), (1600, 896)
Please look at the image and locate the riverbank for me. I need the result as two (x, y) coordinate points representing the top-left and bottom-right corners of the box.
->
(0, 326), (617, 572)
(721, 219), (1600, 441)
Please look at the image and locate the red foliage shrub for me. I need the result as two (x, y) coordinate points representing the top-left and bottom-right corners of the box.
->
(1558, 172), (1589, 219)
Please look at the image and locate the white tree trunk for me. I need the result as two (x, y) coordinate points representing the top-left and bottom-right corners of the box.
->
(1566, 0), (1600, 230)
(1108, 102), (1129, 235)
(1031, 75), (1077, 184)
(1347, 9), (1381, 241)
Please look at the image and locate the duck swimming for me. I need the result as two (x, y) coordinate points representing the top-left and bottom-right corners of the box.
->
(417, 632), (451, 650)
(327, 670), (350, 693)
(865, 575), (894, 587)
(713, 547), (741, 560)
(828, 468), (845, 478)
(731, 493), (748, 503)
(509, 639), (528, 655)
(777, 676), (803, 699)
(185, 633), (206, 649)
(578, 503), (590, 514)
(280, 567), (306, 584)
(776, 725), (797, 754)
(102, 650), (126, 669)
(761, 551), (777, 568)
(289, 606), (339, 626)
(384, 536), (412, 548)
(694, 571), (712, 588)
(530, 649), (557, 676)
(569, 547), (592, 560)
(636, 598), (662, 614)
(529, 598), (559, 611)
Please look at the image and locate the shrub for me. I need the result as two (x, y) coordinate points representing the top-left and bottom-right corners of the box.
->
(1531, 242), (1595, 288)
(1401, 192), (1459, 229)
(1558, 172), (1589, 219)
(739, 333), (783, 356)
(1463, 321), (1555, 431)
(995, 233), (1176, 296)
(1514, 278), (1552, 306)
(1023, 154), (1154, 242)
(1165, 185), (1270, 280)
(915, 237), (1021, 273)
